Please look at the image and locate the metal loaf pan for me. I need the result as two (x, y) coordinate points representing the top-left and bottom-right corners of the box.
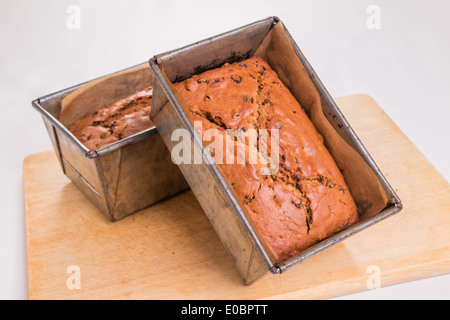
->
(32, 63), (189, 221)
(149, 17), (402, 284)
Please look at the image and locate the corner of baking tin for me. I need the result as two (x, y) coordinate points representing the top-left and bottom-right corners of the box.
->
(86, 150), (100, 159)
(269, 265), (282, 275)
(394, 199), (403, 212)
(31, 98), (42, 112)
(31, 98), (40, 106)
(269, 16), (281, 26)
(148, 56), (158, 68)
(150, 54), (167, 70)
(384, 181), (403, 215)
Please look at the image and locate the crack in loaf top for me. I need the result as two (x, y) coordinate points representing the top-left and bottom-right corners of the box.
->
(174, 56), (358, 264)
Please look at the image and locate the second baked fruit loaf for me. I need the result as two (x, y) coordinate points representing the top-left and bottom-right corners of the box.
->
(68, 87), (154, 151)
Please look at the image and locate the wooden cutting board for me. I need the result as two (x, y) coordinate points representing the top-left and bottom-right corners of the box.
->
(24, 94), (450, 300)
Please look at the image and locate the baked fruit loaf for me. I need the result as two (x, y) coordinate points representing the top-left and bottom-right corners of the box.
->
(68, 87), (153, 151)
(174, 56), (359, 264)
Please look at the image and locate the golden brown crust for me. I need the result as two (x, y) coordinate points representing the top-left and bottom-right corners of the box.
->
(174, 56), (358, 263)
(68, 88), (154, 151)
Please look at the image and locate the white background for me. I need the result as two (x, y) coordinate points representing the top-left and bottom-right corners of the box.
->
(0, 0), (449, 300)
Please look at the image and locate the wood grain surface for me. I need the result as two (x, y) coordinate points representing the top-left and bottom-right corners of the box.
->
(23, 94), (450, 300)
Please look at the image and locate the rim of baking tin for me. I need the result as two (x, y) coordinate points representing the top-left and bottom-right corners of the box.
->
(149, 16), (402, 274)
(31, 63), (158, 159)
(152, 16), (403, 275)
